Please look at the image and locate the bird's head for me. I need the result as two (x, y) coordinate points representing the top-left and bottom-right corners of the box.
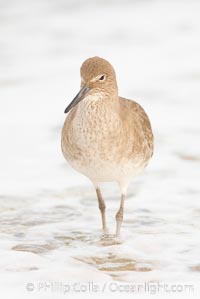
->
(64, 57), (118, 113)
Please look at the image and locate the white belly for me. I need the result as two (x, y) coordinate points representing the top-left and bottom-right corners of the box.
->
(68, 153), (145, 184)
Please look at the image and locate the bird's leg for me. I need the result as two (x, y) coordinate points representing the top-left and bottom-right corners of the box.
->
(115, 193), (125, 239)
(96, 188), (108, 236)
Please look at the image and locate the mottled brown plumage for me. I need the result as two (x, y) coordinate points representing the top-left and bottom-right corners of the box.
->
(61, 57), (153, 240)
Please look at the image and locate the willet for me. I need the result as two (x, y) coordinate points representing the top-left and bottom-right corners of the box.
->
(61, 57), (153, 240)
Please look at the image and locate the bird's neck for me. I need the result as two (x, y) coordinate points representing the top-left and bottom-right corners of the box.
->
(73, 92), (120, 131)
(78, 92), (118, 115)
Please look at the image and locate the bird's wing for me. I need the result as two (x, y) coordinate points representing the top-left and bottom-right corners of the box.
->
(119, 97), (154, 162)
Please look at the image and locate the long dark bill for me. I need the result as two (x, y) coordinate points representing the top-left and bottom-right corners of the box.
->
(64, 85), (90, 113)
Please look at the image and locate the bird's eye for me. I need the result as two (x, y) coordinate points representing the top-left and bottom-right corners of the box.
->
(99, 75), (105, 81)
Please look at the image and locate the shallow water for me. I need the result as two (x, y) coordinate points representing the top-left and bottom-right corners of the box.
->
(0, 0), (200, 297)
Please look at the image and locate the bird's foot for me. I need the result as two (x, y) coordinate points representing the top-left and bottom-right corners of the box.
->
(102, 227), (109, 237)
(113, 236), (122, 244)
(99, 234), (122, 246)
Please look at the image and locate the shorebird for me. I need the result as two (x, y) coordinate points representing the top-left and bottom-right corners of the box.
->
(61, 57), (153, 239)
